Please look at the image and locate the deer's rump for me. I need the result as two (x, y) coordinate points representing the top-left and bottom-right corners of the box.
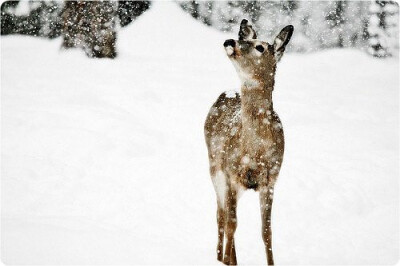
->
(204, 91), (242, 177)
(204, 91), (241, 150)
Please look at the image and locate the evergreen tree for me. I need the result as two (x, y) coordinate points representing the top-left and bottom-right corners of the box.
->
(1, 1), (63, 38)
(368, 1), (399, 57)
(209, 1), (243, 32)
(325, 1), (347, 47)
(61, 1), (118, 58)
(177, 0), (398, 56)
(288, 1), (313, 52)
(1, 1), (151, 39)
(117, 1), (151, 27)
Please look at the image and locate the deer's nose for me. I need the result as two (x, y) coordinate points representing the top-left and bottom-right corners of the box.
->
(224, 39), (236, 48)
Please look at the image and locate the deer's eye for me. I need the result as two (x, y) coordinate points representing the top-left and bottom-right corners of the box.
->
(255, 45), (265, 53)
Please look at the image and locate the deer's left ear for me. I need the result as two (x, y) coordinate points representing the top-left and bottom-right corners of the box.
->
(273, 25), (294, 61)
(239, 19), (257, 40)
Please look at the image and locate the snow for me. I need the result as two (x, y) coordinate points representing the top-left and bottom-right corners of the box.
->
(225, 90), (238, 98)
(12, 1), (35, 16)
(1, 1), (399, 265)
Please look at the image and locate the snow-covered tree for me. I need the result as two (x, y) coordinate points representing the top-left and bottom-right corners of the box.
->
(1, 1), (151, 48)
(256, 2), (295, 42)
(343, 2), (370, 48)
(117, 1), (151, 27)
(1, 1), (63, 38)
(61, 1), (118, 58)
(209, 1), (243, 32)
(178, 0), (398, 57)
(368, 1), (399, 57)
(325, 1), (347, 47)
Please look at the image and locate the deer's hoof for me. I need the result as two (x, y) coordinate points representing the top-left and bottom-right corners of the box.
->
(223, 257), (236, 265)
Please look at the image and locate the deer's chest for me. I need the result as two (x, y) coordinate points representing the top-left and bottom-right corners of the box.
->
(225, 125), (284, 190)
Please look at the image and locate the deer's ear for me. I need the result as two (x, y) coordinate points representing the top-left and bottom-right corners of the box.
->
(273, 25), (294, 61)
(238, 19), (257, 40)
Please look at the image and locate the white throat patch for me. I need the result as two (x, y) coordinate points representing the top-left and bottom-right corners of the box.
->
(243, 79), (260, 88)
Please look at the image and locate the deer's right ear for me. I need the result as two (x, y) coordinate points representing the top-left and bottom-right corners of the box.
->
(238, 19), (257, 40)
(273, 25), (294, 61)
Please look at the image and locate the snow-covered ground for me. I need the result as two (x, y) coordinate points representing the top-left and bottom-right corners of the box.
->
(1, 2), (399, 265)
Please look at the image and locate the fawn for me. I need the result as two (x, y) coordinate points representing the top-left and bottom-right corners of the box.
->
(204, 19), (294, 265)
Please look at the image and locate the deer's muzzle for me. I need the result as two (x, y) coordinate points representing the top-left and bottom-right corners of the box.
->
(224, 39), (236, 48)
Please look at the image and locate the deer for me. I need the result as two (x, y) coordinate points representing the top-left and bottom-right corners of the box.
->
(204, 19), (294, 265)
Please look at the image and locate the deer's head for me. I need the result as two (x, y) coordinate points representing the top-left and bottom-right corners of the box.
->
(224, 19), (294, 85)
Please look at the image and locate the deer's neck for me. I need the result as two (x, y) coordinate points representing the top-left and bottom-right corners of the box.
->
(240, 78), (274, 123)
(239, 77), (275, 151)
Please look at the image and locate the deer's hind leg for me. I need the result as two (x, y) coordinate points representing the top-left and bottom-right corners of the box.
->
(213, 170), (227, 262)
(217, 206), (225, 261)
(230, 238), (237, 265)
(223, 183), (238, 265)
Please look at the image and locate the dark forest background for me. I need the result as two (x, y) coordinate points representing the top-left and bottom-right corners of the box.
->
(1, 0), (399, 58)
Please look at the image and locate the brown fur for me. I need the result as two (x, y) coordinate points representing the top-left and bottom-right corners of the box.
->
(204, 20), (293, 265)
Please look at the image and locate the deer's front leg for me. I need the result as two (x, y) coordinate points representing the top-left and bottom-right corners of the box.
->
(217, 207), (225, 261)
(230, 238), (237, 265)
(260, 187), (274, 265)
(223, 185), (237, 265)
